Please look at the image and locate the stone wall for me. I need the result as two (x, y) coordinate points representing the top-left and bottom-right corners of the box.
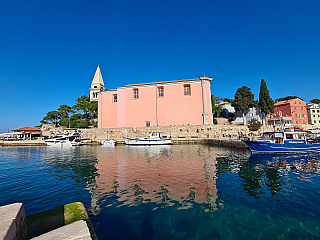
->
(42, 124), (274, 142)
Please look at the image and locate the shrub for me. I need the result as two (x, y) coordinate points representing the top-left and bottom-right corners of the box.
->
(247, 119), (262, 131)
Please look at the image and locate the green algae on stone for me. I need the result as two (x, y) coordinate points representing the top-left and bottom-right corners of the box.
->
(27, 202), (89, 239)
(64, 202), (89, 225)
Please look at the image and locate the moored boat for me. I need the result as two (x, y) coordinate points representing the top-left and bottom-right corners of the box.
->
(45, 132), (82, 147)
(124, 132), (172, 145)
(100, 139), (117, 146)
(243, 130), (320, 153)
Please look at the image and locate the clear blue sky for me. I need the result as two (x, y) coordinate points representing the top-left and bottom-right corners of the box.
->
(1, 0), (320, 133)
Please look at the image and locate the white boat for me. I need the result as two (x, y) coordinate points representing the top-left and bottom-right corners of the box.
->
(100, 139), (117, 146)
(45, 132), (82, 147)
(124, 132), (172, 145)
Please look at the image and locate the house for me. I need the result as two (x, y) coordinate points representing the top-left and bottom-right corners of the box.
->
(216, 102), (235, 118)
(11, 126), (41, 140)
(273, 98), (308, 125)
(98, 76), (213, 128)
(267, 116), (293, 127)
(234, 107), (259, 125)
(307, 103), (320, 125)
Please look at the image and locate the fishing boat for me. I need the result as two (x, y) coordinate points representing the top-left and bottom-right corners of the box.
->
(45, 132), (82, 147)
(243, 130), (320, 153)
(124, 132), (172, 145)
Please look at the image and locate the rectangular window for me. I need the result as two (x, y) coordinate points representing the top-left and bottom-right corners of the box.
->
(314, 120), (316, 123)
(317, 110), (319, 113)
(295, 114), (297, 118)
(299, 101), (301, 104)
(296, 120), (298, 124)
(301, 107), (304, 110)
(158, 87), (164, 97)
(294, 106), (297, 110)
(133, 89), (139, 99)
(302, 114), (304, 118)
(312, 110), (315, 113)
(184, 85), (191, 96)
(294, 101), (296, 104)
(145, 121), (151, 127)
(113, 94), (117, 103)
(303, 120), (305, 124)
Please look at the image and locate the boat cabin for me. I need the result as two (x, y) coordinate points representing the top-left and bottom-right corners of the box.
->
(259, 131), (306, 144)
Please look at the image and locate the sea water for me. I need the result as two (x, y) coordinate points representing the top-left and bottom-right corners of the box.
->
(0, 145), (320, 239)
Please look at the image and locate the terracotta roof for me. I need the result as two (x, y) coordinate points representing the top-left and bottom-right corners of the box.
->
(274, 98), (302, 106)
(217, 102), (231, 106)
(12, 126), (41, 132)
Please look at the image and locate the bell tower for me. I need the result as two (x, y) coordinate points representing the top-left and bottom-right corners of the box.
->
(89, 66), (105, 101)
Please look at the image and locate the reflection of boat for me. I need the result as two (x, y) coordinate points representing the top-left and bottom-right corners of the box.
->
(45, 132), (81, 147)
(124, 132), (172, 145)
(248, 151), (320, 172)
(100, 139), (117, 146)
(243, 131), (320, 153)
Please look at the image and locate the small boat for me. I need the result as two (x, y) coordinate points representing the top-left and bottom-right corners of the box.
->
(100, 139), (117, 146)
(45, 132), (81, 147)
(243, 130), (320, 153)
(124, 132), (172, 145)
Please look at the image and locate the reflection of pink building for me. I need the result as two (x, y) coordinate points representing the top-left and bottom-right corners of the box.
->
(98, 76), (213, 128)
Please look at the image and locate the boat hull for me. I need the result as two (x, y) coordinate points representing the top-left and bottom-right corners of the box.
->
(45, 140), (72, 147)
(124, 138), (172, 145)
(243, 140), (320, 153)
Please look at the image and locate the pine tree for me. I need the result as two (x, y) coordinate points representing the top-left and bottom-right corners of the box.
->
(232, 86), (256, 125)
(258, 79), (274, 125)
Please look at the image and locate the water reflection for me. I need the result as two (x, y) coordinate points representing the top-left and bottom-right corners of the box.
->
(40, 145), (320, 216)
(93, 145), (222, 214)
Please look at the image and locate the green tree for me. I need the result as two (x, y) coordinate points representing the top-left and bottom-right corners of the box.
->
(57, 104), (74, 119)
(258, 79), (274, 125)
(73, 95), (91, 117)
(40, 110), (60, 126)
(223, 98), (233, 103)
(310, 99), (320, 104)
(211, 95), (223, 117)
(232, 86), (256, 125)
(87, 101), (98, 111)
(275, 96), (301, 102)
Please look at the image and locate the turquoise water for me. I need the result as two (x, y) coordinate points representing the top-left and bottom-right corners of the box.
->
(1, 145), (320, 239)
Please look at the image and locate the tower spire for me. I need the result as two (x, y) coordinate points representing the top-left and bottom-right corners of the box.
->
(89, 66), (105, 101)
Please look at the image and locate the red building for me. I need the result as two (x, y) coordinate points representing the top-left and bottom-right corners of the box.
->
(273, 98), (308, 125)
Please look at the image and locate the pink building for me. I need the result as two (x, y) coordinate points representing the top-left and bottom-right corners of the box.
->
(98, 76), (213, 128)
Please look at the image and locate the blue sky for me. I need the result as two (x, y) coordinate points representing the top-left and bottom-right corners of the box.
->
(1, 0), (320, 132)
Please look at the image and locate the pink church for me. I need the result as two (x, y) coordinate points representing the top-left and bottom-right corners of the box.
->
(98, 76), (213, 128)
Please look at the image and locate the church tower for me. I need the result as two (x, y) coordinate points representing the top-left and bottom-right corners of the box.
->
(89, 66), (105, 101)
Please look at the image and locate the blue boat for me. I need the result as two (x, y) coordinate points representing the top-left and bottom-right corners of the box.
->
(243, 130), (320, 153)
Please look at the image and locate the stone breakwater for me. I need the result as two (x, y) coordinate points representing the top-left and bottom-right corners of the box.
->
(41, 124), (273, 147)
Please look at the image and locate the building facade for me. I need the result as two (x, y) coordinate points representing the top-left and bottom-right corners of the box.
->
(307, 103), (320, 125)
(98, 77), (213, 128)
(234, 107), (259, 125)
(273, 98), (308, 125)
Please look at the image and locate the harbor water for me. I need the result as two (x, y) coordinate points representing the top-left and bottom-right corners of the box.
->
(1, 144), (320, 239)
